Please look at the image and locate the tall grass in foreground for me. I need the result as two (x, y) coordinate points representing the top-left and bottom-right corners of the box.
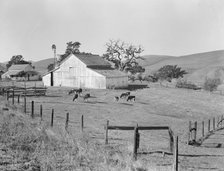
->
(0, 112), (134, 171)
(0, 107), (173, 171)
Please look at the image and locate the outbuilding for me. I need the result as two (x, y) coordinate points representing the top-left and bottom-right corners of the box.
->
(42, 54), (128, 89)
(2, 64), (39, 81)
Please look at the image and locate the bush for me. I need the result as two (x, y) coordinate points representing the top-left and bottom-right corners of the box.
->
(203, 78), (221, 92)
(128, 75), (136, 82)
(137, 74), (144, 82)
(176, 80), (201, 90)
(154, 65), (187, 82)
(144, 75), (158, 82)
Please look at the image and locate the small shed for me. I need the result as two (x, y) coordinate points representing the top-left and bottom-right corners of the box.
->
(2, 64), (39, 81)
(42, 54), (128, 89)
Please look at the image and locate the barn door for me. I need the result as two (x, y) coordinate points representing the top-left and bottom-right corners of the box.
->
(50, 72), (54, 86)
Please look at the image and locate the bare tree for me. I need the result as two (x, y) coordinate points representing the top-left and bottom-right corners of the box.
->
(103, 40), (144, 71)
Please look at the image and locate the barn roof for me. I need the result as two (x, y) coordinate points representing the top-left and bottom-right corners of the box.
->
(3, 70), (20, 76)
(93, 69), (128, 78)
(75, 54), (111, 67)
(9, 64), (31, 71)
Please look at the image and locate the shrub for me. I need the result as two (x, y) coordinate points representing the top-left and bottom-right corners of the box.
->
(144, 75), (158, 82)
(137, 74), (144, 82)
(203, 78), (221, 92)
(128, 75), (136, 82)
(154, 65), (187, 82)
(176, 79), (201, 90)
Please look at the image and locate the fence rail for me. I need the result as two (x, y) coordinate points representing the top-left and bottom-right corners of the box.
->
(1, 92), (179, 170)
(1, 86), (47, 96)
(188, 115), (224, 145)
(107, 125), (170, 130)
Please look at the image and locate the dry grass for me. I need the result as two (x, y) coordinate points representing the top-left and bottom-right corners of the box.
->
(1, 84), (224, 170)
(0, 105), (156, 171)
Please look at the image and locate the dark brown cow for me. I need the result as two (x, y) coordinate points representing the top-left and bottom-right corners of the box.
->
(120, 92), (130, 99)
(127, 95), (135, 102)
(83, 93), (90, 101)
(73, 93), (79, 101)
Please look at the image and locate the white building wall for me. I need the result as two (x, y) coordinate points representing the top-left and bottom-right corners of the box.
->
(42, 73), (51, 86)
(45, 54), (107, 89)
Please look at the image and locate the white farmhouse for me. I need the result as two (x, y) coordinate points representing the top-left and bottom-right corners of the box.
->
(42, 54), (128, 89)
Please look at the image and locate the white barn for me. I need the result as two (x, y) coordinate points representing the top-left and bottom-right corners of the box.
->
(42, 54), (128, 89)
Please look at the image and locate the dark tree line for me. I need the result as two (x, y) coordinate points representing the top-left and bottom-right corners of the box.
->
(6, 55), (30, 69)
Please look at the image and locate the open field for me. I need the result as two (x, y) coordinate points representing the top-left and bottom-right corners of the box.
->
(1, 85), (224, 170)
(9, 85), (224, 170)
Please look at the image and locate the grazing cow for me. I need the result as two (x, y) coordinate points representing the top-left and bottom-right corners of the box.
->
(68, 88), (83, 95)
(75, 88), (82, 95)
(73, 93), (79, 101)
(120, 92), (131, 99)
(83, 93), (90, 101)
(68, 89), (76, 95)
(127, 95), (135, 102)
(114, 96), (119, 102)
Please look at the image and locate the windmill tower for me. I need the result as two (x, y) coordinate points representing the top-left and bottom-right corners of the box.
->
(52, 44), (56, 68)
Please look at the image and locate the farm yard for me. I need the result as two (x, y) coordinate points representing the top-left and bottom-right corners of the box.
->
(1, 83), (224, 170)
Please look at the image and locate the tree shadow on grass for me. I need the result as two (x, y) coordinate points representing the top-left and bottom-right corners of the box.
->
(85, 101), (107, 104)
(45, 95), (62, 98)
(201, 143), (223, 148)
(138, 102), (149, 105)
(119, 103), (133, 106)
(138, 151), (224, 157)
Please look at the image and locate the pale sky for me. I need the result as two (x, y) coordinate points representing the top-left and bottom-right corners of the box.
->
(0, 0), (224, 62)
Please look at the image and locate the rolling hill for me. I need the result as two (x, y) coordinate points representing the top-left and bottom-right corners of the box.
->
(32, 58), (55, 75)
(140, 50), (224, 84)
(32, 50), (224, 85)
(0, 63), (6, 72)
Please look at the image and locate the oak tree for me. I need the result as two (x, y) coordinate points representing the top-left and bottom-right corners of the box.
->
(103, 40), (144, 71)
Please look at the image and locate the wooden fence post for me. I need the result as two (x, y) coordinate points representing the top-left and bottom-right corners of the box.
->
(24, 96), (26, 113)
(12, 89), (14, 105)
(187, 121), (191, 144)
(133, 124), (138, 161)
(202, 121), (204, 137)
(168, 128), (174, 152)
(51, 109), (54, 127)
(105, 120), (109, 144)
(213, 117), (215, 130)
(218, 116), (220, 128)
(40, 104), (43, 121)
(31, 101), (34, 118)
(17, 95), (20, 103)
(81, 115), (84, 132)
(7, 91), (9, 101)
(193, 121), (197, 142)
(65, 112), (69, 130)
(217, 116), (219, 128)
(221, 115), (223, 127)
(173, 136), (179, 171)
(208, 119), (210, 132)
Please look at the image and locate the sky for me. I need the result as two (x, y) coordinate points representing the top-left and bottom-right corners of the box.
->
(0, 0), (224, 62)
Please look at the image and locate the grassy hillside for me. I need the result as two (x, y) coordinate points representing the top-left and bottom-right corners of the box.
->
(33, 58), (54, 75)
(0, 63), (6, 71)
(138, 55), (175, 68)
(141, 50), (224, 84)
